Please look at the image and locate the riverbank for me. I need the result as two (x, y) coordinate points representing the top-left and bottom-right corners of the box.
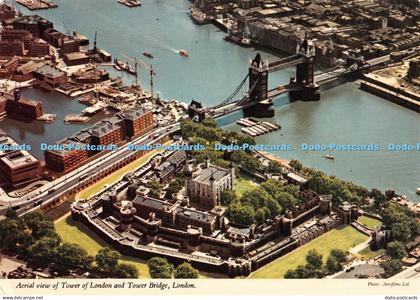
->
(359, 75), (420, 113)
(4, 0), (420, 201)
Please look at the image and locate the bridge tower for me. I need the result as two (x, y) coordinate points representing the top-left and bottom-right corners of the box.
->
(289, 39), (320, 101)
(248, 53), (268, 102)
(245, 53), (275, 118)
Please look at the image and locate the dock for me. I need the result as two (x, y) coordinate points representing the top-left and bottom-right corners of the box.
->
(118, 0), (141, 8)
(37, 114), (56, 123)
(82, 103), (104, 116)
(236, 118), (280, 137)
(64, 114), (90, 123)
(16, 0), (57, 10)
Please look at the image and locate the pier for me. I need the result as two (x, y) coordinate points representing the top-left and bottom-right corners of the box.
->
(16, 0), (57, 10)
(237, 118), (280, 137)
(118, 0), (141, 8)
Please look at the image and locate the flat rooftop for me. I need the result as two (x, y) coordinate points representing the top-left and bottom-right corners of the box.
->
(194, 165), (230, 185)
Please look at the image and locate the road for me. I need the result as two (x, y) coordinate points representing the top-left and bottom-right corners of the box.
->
(391, 262), (420, 279)
(0, 123), (181, 216)
(209, 54), (391, 118)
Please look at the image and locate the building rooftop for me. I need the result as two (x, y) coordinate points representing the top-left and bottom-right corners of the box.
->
(194, 165), (230, 185)
(175, 206), (216, 224)
(0, 131), (39, 169)
(34, 64), (66, 79)
(120, 107), (151, 120)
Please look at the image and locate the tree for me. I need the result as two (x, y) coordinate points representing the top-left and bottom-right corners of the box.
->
(382, 204), (411, 227)
(268, 161), (282, 174)
(325, 256), (342, 274)
(295, 265), (308, 278)
(370, 188), (386, 208)
(226, 203), (255, 226)
(54, 243), (93, 269)
(254, 208), (266, 225)
(330, 249), (347, 263)
(202, 118), (217, 128)
(5, 209), (18, 219)
(147, 257), (174, 279)
(14, 231), (34, 255)
(146, 179), (163, 198)
(265, 197), (282, 217)
(241, 188), (272, 209)
(306, 250), (323, 270)
(96, 247), (121, 273)
(164, 177), (184, 199)
(114, 263), (139, 278)
(0, 218), (20, 251)
(391, 222), (411, 243)
(174, 263), (199, 279)
(28, 236), (60, 267)
(381, 260), (402, 278)
(325, 248), (348, 274)
(289, 160), (303, 171)
(220, 189), (237, 206)
(386, 241), (407, 260)
(284, 269), (297, 279)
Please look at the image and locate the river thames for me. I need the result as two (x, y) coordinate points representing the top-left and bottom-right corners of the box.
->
(2, 0), (419, 200)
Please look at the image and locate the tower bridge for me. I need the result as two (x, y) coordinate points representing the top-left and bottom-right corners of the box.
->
(188, 39), (390, 122)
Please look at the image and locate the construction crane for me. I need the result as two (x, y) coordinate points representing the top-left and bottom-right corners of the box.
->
(121, 50), (156, 98)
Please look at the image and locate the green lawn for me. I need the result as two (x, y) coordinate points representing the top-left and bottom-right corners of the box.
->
(235, 173), (258, 197)
(249, 226), (369, 279)
(55, 214), (150, 278)
(358, 215), (382, 229)
(358, 246), (385, 259)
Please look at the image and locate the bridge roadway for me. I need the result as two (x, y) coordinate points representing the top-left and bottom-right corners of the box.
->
(210, 54), (391, 118)
(0, 123), (181, 216)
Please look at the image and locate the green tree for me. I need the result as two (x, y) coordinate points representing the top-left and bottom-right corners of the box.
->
(268, 161), (282, 173)
(147, 179), (163, 198)
(330, 249), (347, 263)
(95, 247), (121, 273)
(174, 262), (199, 279)
(114, 263), (139, 278)
(265, 197), (282, 217)
(386, 241), (407, 260)
(0, 218), (20, 251)
(325, 256), (342, 274)
(306, 250), (323, 270)
(289, 160), (303, 171)
(14, 231), (34, 255)
(295, 265), (308, 278)
(5, 209), (18, 219)
(147, 257), (174, 279)
(391, 222), (411, 243)
(54, 243), (93, 269)
(284, 269), (297, 278)
(164, 177), (184, 199)
(370, 188), (386, 208)
(28, 236), (60, 267)
(220, 189), (237, 206)
(254, 208), (266, 225)
(226, 203), (255, 226)
(241, 188), (272, 209)
(381, 260), (402, 277)
(325, 249), (347, 274)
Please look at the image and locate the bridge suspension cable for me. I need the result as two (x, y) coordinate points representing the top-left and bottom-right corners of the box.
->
(212, 74), (249, 109)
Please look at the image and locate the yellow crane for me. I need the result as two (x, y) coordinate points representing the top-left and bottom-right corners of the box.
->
(121, 50), (156, 98)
